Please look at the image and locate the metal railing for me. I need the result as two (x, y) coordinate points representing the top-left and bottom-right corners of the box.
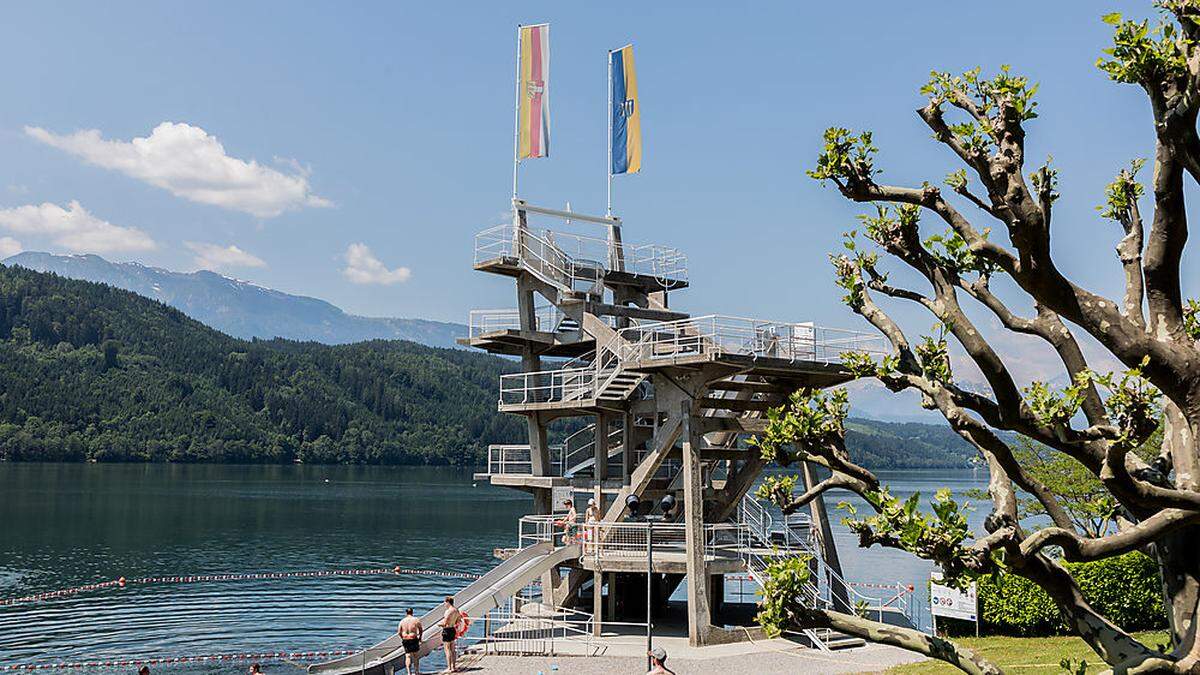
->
(485, 444), (566, 477)
(736, 495), (918, 628)
(500, 366), (596, 406)
(631, 446), (681, 481)
(474, 223), (688, 292)
(561, 423), (624, 477)
(468, 306), (569, 338)
(522, 516), (748, 568)
(472, 596), (601, 657)
(618, 315), (889, 365)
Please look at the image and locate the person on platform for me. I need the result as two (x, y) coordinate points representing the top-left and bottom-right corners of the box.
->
(647, 647), (675, 675)
(583, 498), (601, 552)
(555, 499), (577, 544)
(399, 607), (423, 675)
(248, 664), (263, 674)
(137, 667), (150, 675)
(440, 595), (462, 672)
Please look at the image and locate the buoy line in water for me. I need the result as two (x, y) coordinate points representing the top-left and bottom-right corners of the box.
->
(1, 649), (357, 671)
(1, 565), (483, 607)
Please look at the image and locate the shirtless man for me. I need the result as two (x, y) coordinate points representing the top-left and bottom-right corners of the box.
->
(646, 647), (675, 675)
(439, 596), (462, 672)
(398, 607), (423, 675)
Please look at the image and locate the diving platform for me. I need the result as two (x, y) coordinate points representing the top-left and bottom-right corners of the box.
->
(453, 198), (892, 648)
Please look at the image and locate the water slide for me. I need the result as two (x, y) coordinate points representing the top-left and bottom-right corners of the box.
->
(308, 542), (581, 675)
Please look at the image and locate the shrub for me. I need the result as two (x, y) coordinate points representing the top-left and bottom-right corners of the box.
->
(966, 552), (1165, 636)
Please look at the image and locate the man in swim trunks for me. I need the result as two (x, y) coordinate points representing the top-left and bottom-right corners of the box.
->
(398, 607), (423, 675)
(440, 595), (462, 672)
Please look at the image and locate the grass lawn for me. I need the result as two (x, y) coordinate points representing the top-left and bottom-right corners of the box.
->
(888, 631), (1170, 674)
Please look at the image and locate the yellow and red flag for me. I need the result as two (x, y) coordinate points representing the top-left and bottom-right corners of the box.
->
(517, 23), (551, 160)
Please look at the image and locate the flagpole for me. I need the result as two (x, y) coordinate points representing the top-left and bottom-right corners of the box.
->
(512, 25), (522, 205)
(606, 49), (613, 217)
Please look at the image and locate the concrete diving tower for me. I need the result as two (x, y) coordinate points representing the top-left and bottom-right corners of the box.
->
(463, 199), (888, 647)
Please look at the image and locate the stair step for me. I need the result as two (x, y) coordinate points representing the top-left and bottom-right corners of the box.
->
(823, 632), (867, 650)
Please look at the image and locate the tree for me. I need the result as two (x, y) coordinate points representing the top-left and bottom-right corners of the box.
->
(756, 3), (1200, 673)
(967, 431), (1162, 540)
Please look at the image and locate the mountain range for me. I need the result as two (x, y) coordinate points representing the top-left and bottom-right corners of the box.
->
(0, 251), (975, 432)
(0, 263), (978, 468)
(1, 252), (465, 348)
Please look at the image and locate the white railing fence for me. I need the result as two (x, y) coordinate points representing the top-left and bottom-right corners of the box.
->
(736, 495), (917, 627)
(500, 366), (595, 406)
(618, 315), (889, 364)
(474, 223), (687, 292)
(468, 306), (569, 337)
(485, 444), (566, 477)
(561, 423), (624, 476)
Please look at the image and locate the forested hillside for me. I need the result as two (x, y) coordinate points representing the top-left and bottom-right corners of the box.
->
(845, 418), (978, 468)
(0, 265), (977, 468)
(0, 265), (523, 464)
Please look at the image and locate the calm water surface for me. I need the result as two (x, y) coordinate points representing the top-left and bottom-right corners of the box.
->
(0, 463), (987, 670)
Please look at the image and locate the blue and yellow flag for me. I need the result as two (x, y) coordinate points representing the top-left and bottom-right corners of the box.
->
(610, 45), (641, 175)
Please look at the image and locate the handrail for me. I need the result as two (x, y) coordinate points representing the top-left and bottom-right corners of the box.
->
(475, 223), (687, 290)
(500, 366), (595, 406)
(737, 495), (917, 626)
(469, 306), (568, 337)
(618, 315), (889, 365)
(561, 423), (624, 476)
(485, 444), (566, 477)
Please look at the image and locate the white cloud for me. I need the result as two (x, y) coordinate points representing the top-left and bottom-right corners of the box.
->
(25, 122), (331, 218)
(0, 201), (156, 254)
(0, 236), (22, 259)
(185, 241), (267, 271)
(342, 243), (411, 285)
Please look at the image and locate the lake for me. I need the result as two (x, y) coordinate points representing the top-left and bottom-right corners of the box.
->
(0, 463), (988, 671)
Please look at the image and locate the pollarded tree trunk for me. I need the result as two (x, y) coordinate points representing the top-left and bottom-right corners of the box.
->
(750, 4), (1200, 672)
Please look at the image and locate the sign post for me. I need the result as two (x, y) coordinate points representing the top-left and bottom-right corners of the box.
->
(551, 485), (573, 511)
(930, 572), (979, 637)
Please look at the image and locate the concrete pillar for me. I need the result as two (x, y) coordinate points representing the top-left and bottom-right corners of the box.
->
(680, 403), (713, 646)
(517, 277), (539, 333)
(592, 571), (603, 636)
(594, 412), (609, 481)
(527, 412), (550, 477)
(606, 572), (616, 620)
(532, 487), (552, 515)
(804, 460), (848, 610)
(622, 411), (635, 485)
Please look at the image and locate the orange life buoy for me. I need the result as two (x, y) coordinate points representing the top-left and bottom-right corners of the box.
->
(455, 611), (471, 637)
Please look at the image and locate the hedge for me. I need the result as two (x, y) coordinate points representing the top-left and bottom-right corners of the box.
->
(962, 552), (1166, 637)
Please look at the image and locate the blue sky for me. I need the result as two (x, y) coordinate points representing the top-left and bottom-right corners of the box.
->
(0, 1), (1193, 381)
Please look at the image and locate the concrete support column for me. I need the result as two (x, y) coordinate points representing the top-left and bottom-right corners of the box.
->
(527, 412), (550, 478)
(606, 572), (616, 621)
(594, 412), (609, 481)
(804, 460), (848, 609)
(592, 571), (603, 636)
(680, 403), (713, 646)
(532, 487), (552, 515)
(622, 411), (635, 485)
(517, 277), (539, 333)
